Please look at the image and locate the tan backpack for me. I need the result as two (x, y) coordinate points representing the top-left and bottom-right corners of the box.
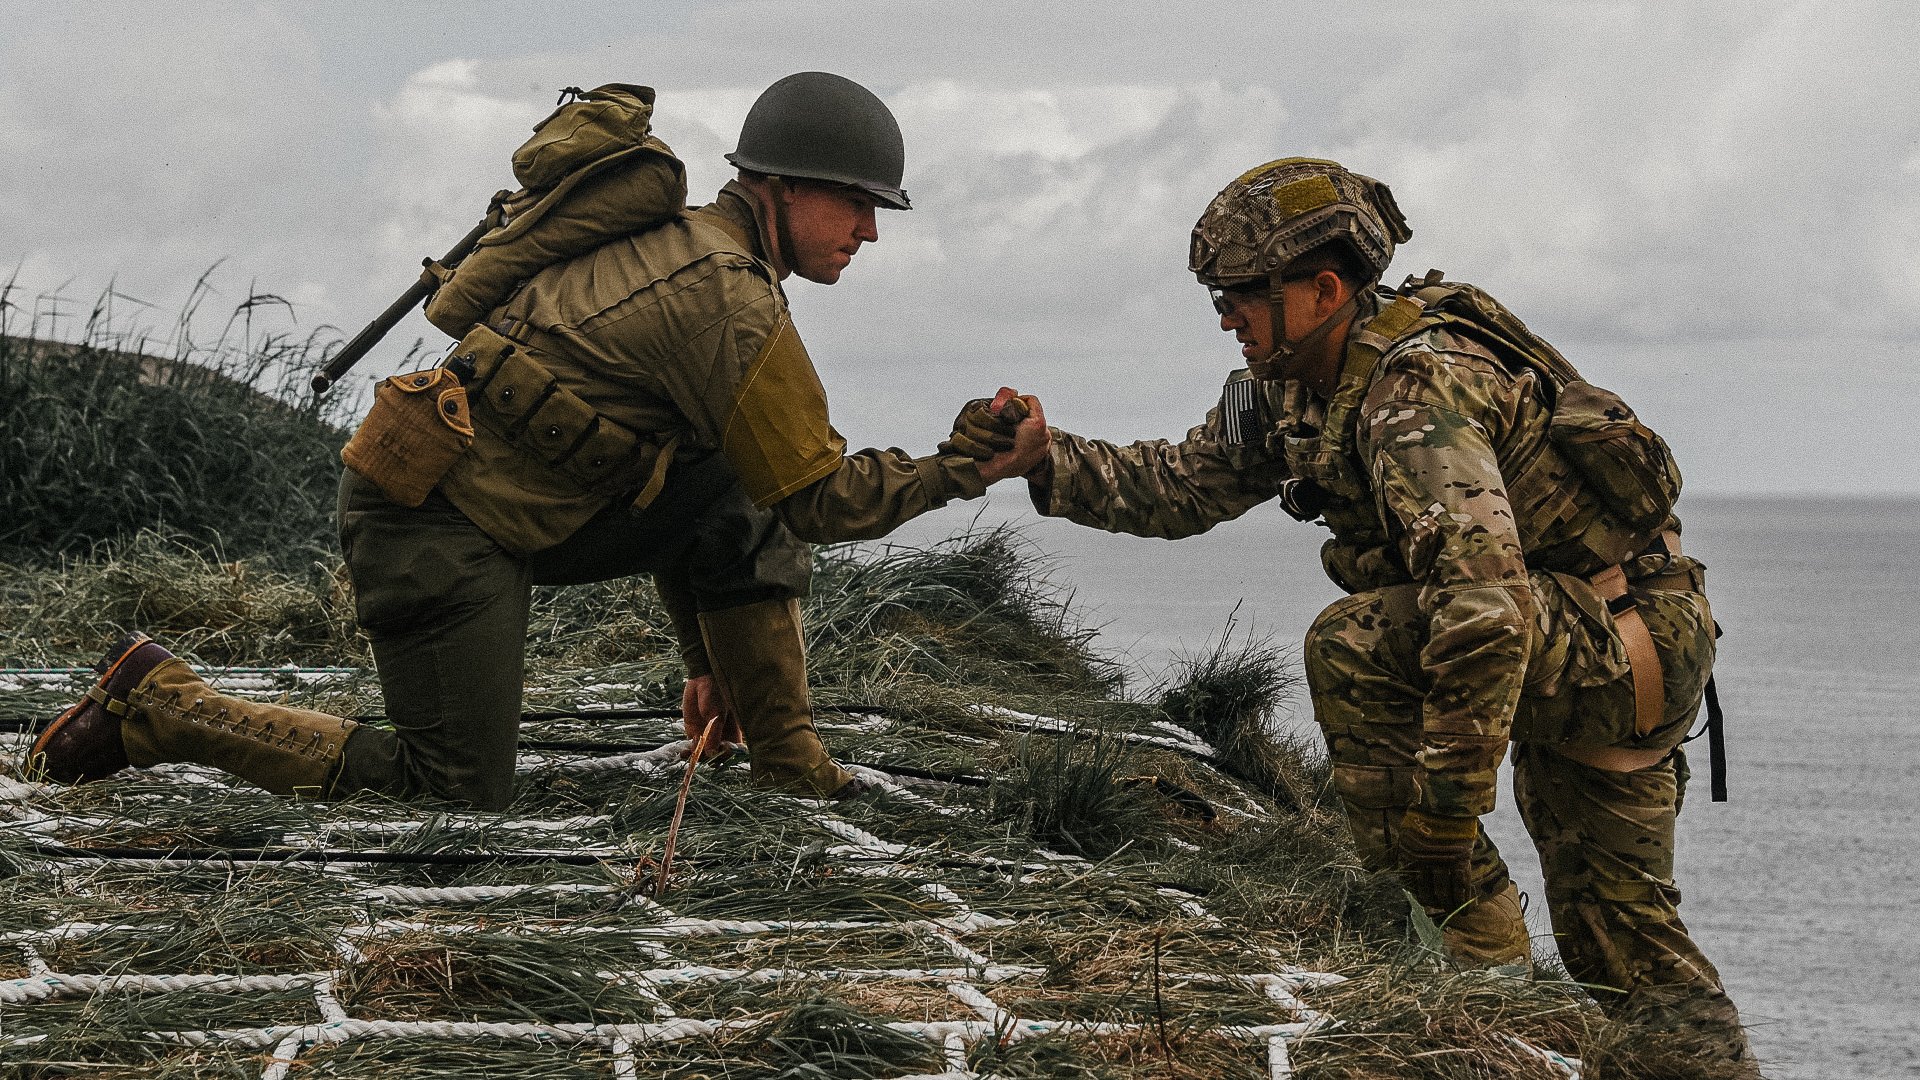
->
(421, 84), (689, 337)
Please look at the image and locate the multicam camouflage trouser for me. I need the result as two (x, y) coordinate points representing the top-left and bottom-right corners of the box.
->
(1304, 571), (1750, 1053)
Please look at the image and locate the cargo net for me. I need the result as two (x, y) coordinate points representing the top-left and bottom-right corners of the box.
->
(0, 668), (1582, 1079)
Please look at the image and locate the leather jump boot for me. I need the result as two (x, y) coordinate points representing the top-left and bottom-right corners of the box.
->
(698, 598), (865, 798)
(32, 633), (357, 797)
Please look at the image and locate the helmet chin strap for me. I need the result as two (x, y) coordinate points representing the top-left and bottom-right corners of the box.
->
(749, 176), (799, 280)
(1248, 284), (1358, 383)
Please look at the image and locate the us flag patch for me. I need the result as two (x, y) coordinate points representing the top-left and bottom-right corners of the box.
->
(1219, 375), (1263, 446)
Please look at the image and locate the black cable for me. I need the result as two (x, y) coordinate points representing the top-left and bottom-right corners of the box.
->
(1, 702), (895, 732)
(10, 842), (615, 867)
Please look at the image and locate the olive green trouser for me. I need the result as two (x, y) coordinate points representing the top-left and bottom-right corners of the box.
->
(331, 462), (810, 810)
(1304, 573), (1750, 1055)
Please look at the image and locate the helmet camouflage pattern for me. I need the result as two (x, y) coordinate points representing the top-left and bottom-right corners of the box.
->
(1189, 158), (1412, 287)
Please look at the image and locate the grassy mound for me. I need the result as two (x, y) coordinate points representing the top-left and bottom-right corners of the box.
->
(0, 530), (1746, 1078)
(0, 276), (357, 571)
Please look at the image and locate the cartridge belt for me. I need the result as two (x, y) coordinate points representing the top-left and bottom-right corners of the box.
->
(475, 318), (681, 511)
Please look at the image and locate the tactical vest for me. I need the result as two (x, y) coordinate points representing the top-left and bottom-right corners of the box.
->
(1283, 271), (1682, 591)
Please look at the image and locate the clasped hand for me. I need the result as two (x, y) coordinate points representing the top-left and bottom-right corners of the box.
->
(941, 386), (1050, 483)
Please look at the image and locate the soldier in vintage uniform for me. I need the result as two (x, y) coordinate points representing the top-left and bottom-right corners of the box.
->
(34, 73), (1047, 809)
(1017, 158), (1754, 1065)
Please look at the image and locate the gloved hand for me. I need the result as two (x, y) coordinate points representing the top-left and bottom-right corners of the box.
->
(940, 387), (1031, 460)
(681, 674), (741, 762)
(1395, 807), (1480, 914)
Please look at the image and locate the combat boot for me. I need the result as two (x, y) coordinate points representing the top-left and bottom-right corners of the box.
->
(1439, 879), (1534, 968)
(33, 633), (357, 797)
(698, 598), (863, 798)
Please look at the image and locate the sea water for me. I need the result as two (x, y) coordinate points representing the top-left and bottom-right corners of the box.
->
(897, 493), (1919, 1079)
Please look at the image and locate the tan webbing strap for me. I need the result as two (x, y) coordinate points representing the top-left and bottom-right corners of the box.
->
(1325, 293), (1428, 440)
(84, 684), (133, 717)
(628, 432), (684, 512)
(1343, 294), (1427, 376)
(1555, 741), (1670, 773)
(1590, 564), (1664, 737)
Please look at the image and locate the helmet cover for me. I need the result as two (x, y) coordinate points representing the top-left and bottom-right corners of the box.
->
(1189, 157), (1410, 286)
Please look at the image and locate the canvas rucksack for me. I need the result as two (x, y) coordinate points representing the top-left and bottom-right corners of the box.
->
(421, 83), (689, 337)
(311, 84), (692, 394)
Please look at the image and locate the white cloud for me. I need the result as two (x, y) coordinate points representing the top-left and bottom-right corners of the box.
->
(1324, 1), (1920, 342)
(3, 1), (1916, 491)
(364, 59), (548, 272)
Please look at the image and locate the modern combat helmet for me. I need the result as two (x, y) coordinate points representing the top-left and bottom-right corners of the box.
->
(1189, 157), (1409, 287)
(726, 72), (911, 210)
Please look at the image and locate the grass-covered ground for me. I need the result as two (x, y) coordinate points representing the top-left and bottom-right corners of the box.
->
(0, 295), (1745, 1078)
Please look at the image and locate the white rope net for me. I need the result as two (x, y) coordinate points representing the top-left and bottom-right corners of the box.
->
(0, 667), (1582, 1079)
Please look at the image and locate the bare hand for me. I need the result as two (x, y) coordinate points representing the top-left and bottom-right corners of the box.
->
(978, 392), (1049, 484)
(681, 674), (741, 760)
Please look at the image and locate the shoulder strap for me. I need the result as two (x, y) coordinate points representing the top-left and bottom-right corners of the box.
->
(1317, 288), (1433, 473)
(1414, 275), (1583, 390)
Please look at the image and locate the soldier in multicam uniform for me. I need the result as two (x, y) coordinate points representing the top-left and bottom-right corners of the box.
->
(1016, 158), (1756, 1067)
(33, 73), (1047, 809)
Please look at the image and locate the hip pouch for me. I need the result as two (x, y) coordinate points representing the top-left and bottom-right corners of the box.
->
(341, 366), (475, 507)
(1548, 379), (1682, 533)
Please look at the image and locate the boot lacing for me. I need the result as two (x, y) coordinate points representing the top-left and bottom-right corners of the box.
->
(130, 683), (342, 760)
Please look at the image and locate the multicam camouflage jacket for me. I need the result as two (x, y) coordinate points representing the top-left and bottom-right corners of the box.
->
(1033, 300), (1698, 818)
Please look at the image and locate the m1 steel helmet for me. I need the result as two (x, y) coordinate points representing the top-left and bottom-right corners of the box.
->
(1190, 157), (1410, 287)
(726, 72), (910, 210)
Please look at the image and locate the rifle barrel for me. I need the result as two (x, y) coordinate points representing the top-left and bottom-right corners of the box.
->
(310, 211), (500, 394)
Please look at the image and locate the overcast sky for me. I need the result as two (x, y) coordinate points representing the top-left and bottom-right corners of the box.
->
(4, 0), (1915, 494)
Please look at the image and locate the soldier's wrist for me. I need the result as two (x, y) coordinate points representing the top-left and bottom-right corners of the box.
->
(681, 650), (713, 680)
(919, 452), (987, 502)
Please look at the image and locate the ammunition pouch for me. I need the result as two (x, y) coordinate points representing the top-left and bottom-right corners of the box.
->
(463, 323), (679, 509)
(340, 366), (474, 508)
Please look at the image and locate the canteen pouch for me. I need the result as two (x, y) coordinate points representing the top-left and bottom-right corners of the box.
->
(1549, 379), (1682, 533)
(341, 367), (475, 508)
